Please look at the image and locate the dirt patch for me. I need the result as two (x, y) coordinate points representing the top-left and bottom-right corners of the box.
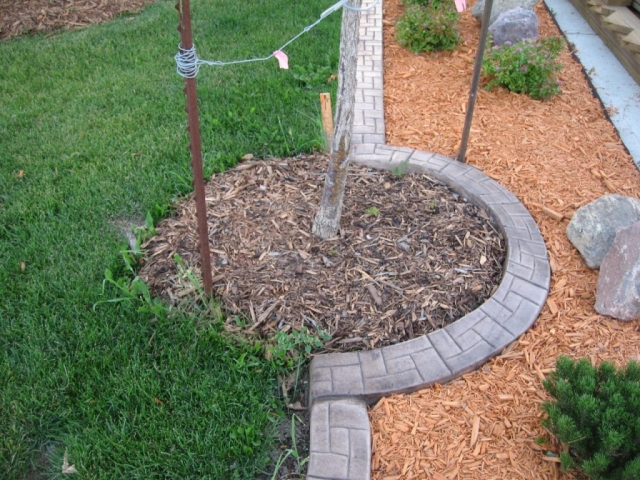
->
(260, 409), (310, 480)
(0, 0), (156, 40)
(370, 0), (640, 479)
(139, 155), (504, 351)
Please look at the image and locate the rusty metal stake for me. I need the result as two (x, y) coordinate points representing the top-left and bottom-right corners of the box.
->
(176, 0), (213, 296)
(457, 0), (494, 163)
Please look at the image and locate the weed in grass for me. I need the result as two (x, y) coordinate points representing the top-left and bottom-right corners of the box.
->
(95, 267), (167, 319)
(270, 415), (309, 480)
(95, 210), (167, 318)
(266, 327), (331, 375)
(291, 58), (336, 89)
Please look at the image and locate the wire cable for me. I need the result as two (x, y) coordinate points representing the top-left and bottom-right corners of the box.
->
(175, 0), (381, 78)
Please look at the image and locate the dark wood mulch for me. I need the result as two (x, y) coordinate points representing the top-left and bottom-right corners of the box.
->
(0, 0), (156, 40)
(139, 154), (505, 352)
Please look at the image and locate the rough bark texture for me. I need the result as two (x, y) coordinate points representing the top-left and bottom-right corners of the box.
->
(312, 0), (362, 240)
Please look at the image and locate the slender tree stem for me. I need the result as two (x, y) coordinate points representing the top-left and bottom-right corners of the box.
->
(312, 0), (363, 240)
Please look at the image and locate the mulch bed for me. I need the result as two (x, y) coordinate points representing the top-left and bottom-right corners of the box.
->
(139, 155), (505, 351)
(0, 0), (155, 40)
(370, 0), (640, 479)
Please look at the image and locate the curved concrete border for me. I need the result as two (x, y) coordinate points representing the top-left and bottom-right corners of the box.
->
(309, 147), (550, 405)
(306, 1), (550, 479)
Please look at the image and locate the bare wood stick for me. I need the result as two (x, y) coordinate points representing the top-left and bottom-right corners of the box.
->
(248, 301), (279, 332)
(320, 93), (334, 151)
(541, 206), (564, 221)
(366, 284), (383, 306)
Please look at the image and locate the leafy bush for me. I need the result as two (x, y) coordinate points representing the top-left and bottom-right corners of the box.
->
(395, 2), (460, 54)
(542, 356), (640, 480)
(482, 37), (564, 100)
(292, 61), (335, 89)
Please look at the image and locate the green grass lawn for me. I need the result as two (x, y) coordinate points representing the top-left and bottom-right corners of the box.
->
(0, 1), (340, 478)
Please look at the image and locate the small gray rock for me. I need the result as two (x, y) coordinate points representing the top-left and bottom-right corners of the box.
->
(489, 8), (539, 46)
(397, 241), (411, 252)
(595, 221), (640, 321)
(566, 194), (640, 269)
(471, 0), (539, 26)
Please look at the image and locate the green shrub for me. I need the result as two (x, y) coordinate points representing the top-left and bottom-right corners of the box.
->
(482, 37), (564, 100)
(395, 3), (460, 54)
(542, 356), (640, 480)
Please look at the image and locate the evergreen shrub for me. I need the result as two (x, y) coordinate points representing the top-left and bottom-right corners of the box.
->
(542, 356), (640, 480)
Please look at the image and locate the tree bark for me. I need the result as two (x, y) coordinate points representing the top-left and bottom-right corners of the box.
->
(312, 0), (362, 240)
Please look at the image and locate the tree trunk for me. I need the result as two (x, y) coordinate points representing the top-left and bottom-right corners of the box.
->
(312, 0), (362, 240)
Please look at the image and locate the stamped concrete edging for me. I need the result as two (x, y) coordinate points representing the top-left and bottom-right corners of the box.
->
(305, 1), (551, 479)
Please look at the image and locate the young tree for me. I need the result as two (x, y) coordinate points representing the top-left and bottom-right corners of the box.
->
(312, 0), (363, 240)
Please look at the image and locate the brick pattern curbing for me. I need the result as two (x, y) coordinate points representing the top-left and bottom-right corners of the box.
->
(352, 0), (385, 147)
(305, 0), (551, 478)
(308, 146), (550, 407)
(307, 399), (372, 480)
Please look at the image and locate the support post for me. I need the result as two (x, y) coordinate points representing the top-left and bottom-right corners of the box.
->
(320, 93), (334, 151)
(176, 0), (213, 296)
(456, 0), (494, 163)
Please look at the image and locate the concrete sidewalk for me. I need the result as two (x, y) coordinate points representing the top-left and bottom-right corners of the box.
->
(544, 0), (640, 169)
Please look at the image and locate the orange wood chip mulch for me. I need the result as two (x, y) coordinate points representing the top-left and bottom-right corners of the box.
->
(370, 1), (640, 479)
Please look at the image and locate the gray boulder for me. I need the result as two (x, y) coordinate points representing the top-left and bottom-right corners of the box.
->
(567, 194), (640, 269)
(489, 8), (539, 46)
(471, 0), (539, 26)
(595, 221), (640, 321)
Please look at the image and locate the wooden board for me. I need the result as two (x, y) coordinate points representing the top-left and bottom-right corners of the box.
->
(623, 30), (640, 52)
(604, 9), (640, 33)
(601, 0), (631, 6)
